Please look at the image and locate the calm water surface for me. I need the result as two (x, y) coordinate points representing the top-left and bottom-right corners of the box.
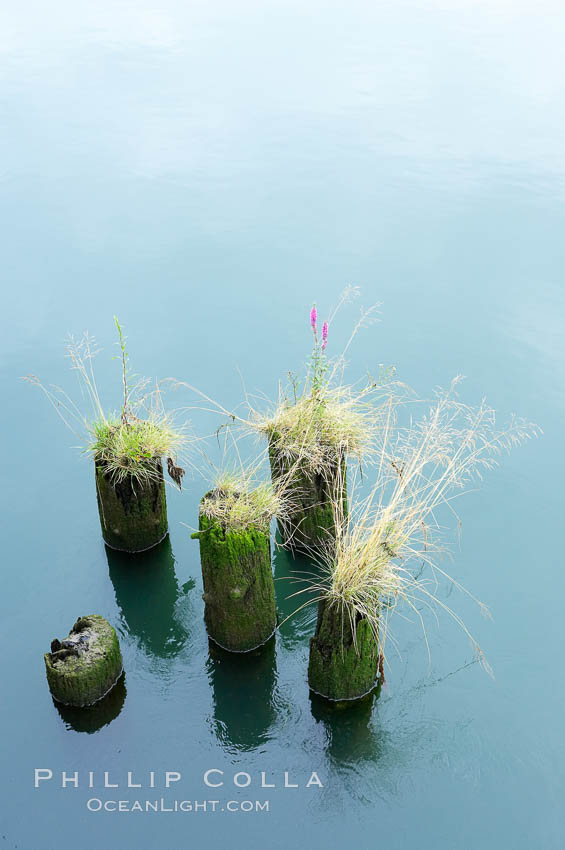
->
(1, 1), (564, 848)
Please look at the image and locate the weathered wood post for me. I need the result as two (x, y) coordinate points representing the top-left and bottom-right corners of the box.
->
(44, 615), (123, 707)
(308, 599), (379, 703)
(268, 438), (347, 552)
(95, 459), (168, 552)
(192, 491), (277, 652)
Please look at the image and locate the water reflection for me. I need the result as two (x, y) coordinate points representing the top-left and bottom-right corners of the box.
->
(106, 536), (193, 658)
(207, 638), (278, 753)
(273, 536), (320, 647)
(54, 673), (126, 734)
(310, 685), (383, 766)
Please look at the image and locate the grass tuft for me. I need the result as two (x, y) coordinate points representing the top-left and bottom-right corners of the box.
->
(252, 291), (396, 478)
(287, 380), (541, 674)
(174, 288), (398, 483)
(90, 415), (186, 486)
(199, 469), (294, 533)
(25, 322), (190, 488)
(256, 378), (391, 475)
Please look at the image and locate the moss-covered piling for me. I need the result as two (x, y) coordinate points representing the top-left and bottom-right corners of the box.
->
(308, 599), (379, 702)
(192, 494), (277, 652)
(95, 459), (168, 552)
(44, 615), (123, 707)
(268, 441), (347, 552)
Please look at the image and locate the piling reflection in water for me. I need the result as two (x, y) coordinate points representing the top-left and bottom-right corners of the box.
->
(273, 535), (320, 647)
(207, 637), (278, 753)
(310, 683), (383, 766)
(106, 536), (193, 659)
(54, 673), (127, 734)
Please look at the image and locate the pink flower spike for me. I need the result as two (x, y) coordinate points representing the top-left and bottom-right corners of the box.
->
(310, 304), (318, 331)
(322, 321), (328, 350)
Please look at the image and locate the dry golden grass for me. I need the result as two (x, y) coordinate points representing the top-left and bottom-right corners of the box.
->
(287, 380), (541, 674)
(199, 468), (295, 533)
(254, 378), (392, 476)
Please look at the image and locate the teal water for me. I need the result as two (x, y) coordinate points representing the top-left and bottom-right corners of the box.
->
(1, 1), (564, 847)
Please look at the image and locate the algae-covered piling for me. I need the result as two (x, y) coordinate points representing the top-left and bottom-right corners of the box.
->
(268, 441), (347, 552)
(26, 320), (187, 554)
(95, 459), (168, 552)
(308, 599), (379, 702)
(44, 615), (123, 707)
(192, 492), (277, 652)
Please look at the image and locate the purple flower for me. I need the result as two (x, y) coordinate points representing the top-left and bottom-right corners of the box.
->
(310, 304), (317, 332)
(322, 321), (328, 350)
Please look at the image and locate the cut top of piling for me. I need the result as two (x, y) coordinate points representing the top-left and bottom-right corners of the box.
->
(45, 615), (118, 676)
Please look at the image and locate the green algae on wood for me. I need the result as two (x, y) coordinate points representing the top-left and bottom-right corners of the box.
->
(308, 598), (379, 702)
(45, 615), (123, 707)
(95, 459), (168, 552)
(268, 439), (347, 552)
(192, 494), (277, 652)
